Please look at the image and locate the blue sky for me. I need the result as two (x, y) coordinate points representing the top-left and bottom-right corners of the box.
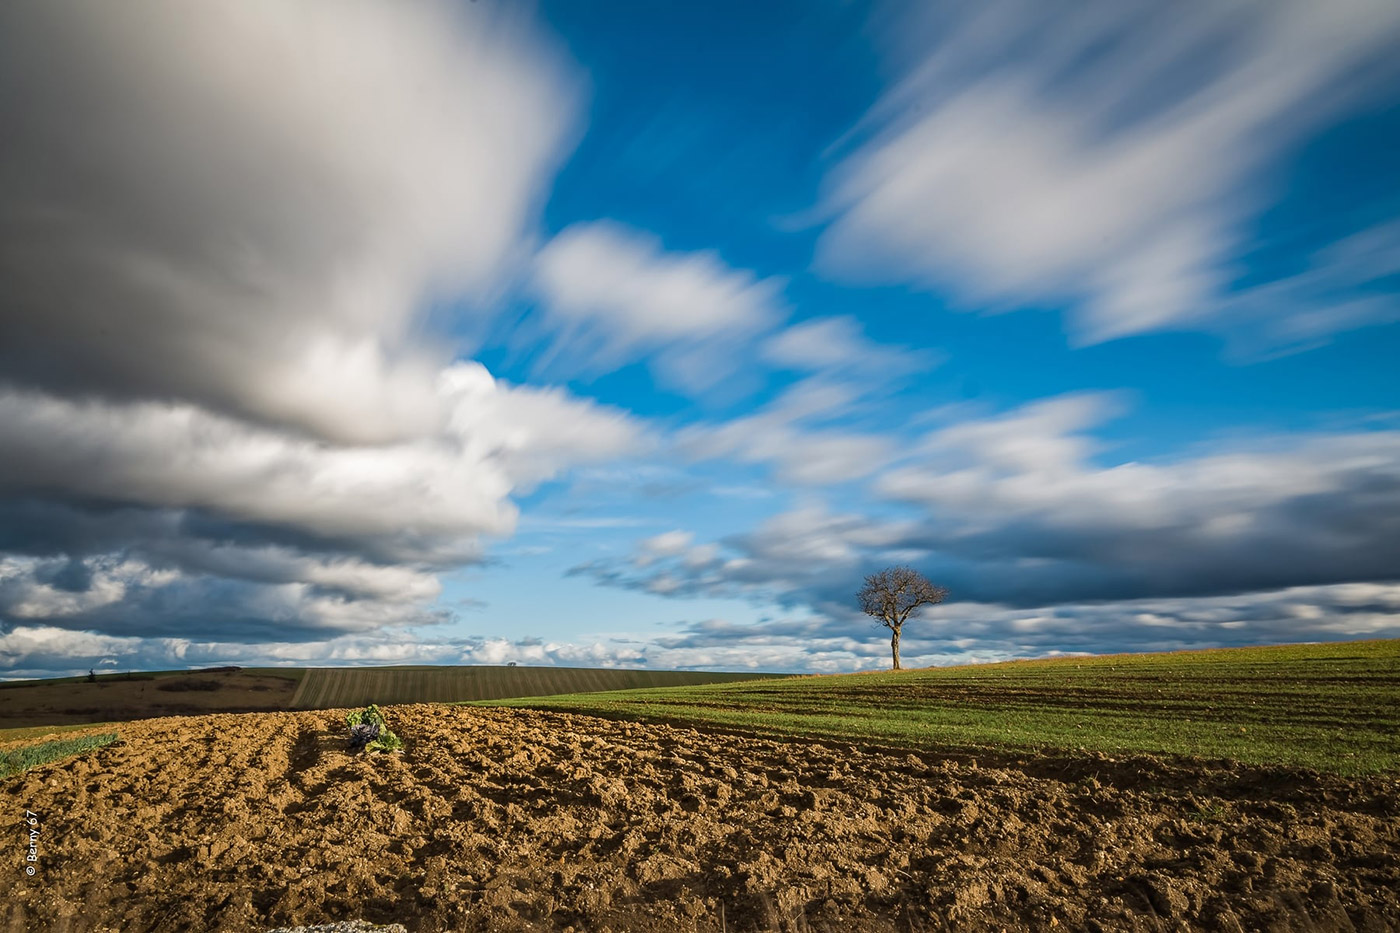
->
(1, 0), (1398, 678)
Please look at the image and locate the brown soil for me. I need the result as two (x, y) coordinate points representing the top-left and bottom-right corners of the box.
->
(5, 705), (1398, 933)
(0, 670), (298, 729)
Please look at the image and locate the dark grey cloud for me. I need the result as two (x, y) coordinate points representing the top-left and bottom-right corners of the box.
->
(0, 545), (453, 642)
(875, 398), (1400, 605)
(646, 584), (1400, 668)
(0, 367), (640, 649)
(0, 0), (576, 443)
(573, 397), (1400, 629)
(0, 2), (649, 662)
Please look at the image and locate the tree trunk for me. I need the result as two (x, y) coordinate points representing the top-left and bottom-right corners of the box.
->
(891, 625), (901, 670)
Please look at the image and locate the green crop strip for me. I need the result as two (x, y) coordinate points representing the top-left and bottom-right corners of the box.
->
(480, 640), (1400, 775)
(0, 732), (120, 780)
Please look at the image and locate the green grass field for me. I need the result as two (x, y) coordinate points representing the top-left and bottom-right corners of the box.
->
(0, 722), (121, 744)
(0, 732), (119, 780)
(483, 640), (1400, 775)
(290, 664), (791, 709)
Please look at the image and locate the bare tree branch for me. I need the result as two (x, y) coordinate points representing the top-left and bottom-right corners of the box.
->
(856, 566), (948, 670)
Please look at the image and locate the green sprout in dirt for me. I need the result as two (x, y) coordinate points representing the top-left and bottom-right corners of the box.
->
(345, 704), (403, 753)
(1189, 801), (1230, 823)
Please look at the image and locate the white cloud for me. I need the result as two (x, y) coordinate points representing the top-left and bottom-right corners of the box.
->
(817, 0), (1400, 346)
(878, 395), (1400, 550)
(908, 393), (1125, 478)
(678, 381), (897, 485)
(0, 0), (578, 442)
(530, 221), (783, 391)
(579, 395), (1400, 611)
(438, 364), (648, 494)
(0, 364), (640, 562)
(535, 221), (779, 343)
(761, 316), (938, 377)
(641, 531), (695, 558)
(6, 578), (1399, 680)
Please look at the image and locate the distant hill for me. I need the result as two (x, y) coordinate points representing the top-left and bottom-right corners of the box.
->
(289, 664), (789, 709)
(0, 664), (789, 730)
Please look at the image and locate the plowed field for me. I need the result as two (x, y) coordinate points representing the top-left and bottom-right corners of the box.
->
(6, 705), (1398, 932)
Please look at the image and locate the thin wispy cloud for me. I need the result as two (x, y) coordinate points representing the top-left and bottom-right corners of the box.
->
(529, 220), (783, 393)
(818, 0), (1400, 347)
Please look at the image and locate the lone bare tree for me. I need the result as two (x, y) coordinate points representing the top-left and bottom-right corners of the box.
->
(858, 566), (948, 670)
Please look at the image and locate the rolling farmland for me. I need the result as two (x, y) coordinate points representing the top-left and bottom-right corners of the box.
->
(289, 664), (788, 710)
(12, 699), (1400, 931)
(0, 668), (302, 730)
(7, 642), (1400, 930)
(1, 665), (788, 730)
(488, 639), (1400, 774)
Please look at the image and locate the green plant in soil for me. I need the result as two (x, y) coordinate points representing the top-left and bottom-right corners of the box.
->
(0, 732), (119, 780)
(1188, 801), (1229, 823)
(345, 704), (403, 753)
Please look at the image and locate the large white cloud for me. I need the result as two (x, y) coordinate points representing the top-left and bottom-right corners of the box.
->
(816, 0), (1400, 346)
(0, 364), (641, 561)
(0, 0), (577, 443)
(0, 362), (643, 645)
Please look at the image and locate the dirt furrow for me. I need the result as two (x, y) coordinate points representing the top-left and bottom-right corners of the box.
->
(6, 704), (1398, 932)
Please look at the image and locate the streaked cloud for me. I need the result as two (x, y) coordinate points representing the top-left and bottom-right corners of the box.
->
(1, 1), (1395, 677)
(8, 581), (1395, 680)
(0, 0), (578, 443)
(676, 381), (898, 485)
(577, 399), (1400, 611)
(530, 220), (783, 392)
(0, 365), (639, 562)
(817, 0), (1400, 346)
(762, 315), (939, 378)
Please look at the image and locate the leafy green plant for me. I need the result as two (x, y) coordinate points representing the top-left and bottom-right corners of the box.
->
(1188, 801), (1229, 823)
(0, 732), (119, 780)
(345, 704), (403, 753)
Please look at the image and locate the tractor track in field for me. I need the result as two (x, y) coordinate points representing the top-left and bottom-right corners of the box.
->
(6, 704), (1399, 932)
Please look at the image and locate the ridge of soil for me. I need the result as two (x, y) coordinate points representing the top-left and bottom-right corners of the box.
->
(6, 704), (1398, 932)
